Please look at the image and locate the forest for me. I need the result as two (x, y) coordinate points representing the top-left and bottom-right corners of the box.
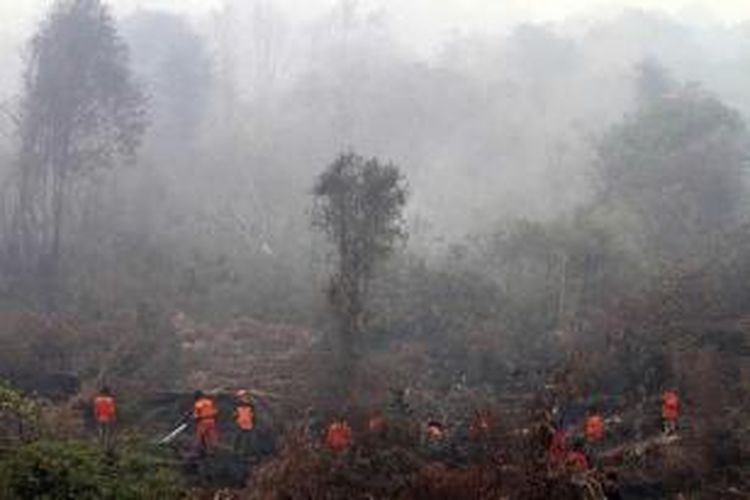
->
(0, 0), (748, 498)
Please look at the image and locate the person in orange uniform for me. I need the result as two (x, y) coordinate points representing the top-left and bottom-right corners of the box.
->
(233, 390), (255, 457)
(661, 389), (679, 436)
(368, 412), (386, 436)
(548, 427), (570, 469)
(93, 387), (116, 449)
(325, 417), (353, 452)
(423, 419), (457, 462)
(584, 407), (604, 443)
(469, 410), (492, 441)
(362, 412), (386, 447)
(566, 437), (590, 473)
(584, 406), (604, 467)
(193, 390), (219, 454)
(425, 420), (446, 442)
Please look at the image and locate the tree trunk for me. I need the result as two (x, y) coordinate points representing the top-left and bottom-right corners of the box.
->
(46, 154), (67, 312)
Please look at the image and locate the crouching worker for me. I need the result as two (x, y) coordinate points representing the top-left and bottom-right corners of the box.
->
(193, 390), (219, 455)
(566, 437), (590, 473)
(568, 437), (605, 499)
(325, 417), (353, 452)
(423, 420), (450, 462)
(584, 406), (604, 467)
(233, 390), (256, 458)
(93, 387), (116, 450)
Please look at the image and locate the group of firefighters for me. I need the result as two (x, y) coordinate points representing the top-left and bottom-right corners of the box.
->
(191, 389), (256, 455)
(547, 388), (680, 474)
(92, 387), (256, 455)
(92, 385), (680, 472)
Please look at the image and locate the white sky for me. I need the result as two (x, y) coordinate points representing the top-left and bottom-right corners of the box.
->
(2, 1), (750, 44)
(0, 0), (748, 87)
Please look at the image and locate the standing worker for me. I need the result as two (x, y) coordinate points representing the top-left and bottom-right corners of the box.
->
(193, 390), (219, 455)
(93, 387), (116, 450)
(661, 388), (679, 436)
(233, 390), (255, 457)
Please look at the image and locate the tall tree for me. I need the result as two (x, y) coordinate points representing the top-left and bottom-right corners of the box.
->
(313, 153), (407, 372)
(596, 73), (748, 267)
(7, 0), (146, 308)
(123, 10), (210, 148)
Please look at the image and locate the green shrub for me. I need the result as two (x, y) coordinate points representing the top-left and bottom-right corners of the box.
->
(0, 439), (183, 499)
(0, 381), (40, 442)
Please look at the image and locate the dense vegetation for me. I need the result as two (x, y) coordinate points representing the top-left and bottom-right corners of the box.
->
(0, 0), (747, 497)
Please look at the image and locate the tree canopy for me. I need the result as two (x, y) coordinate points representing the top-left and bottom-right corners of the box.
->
(6, 0), (146, 308)
(313, 152), (408, 369)
(596, 79), (749, 264)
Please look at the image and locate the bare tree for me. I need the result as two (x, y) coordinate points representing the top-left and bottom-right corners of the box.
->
(6, 0), (146, 309)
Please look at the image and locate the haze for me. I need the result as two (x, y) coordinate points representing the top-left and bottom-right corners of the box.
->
(2, 1), (749, 50)
(0, 0), (749, 497)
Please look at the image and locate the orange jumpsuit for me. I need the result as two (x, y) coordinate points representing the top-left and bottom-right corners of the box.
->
(662, 391), (679, 422)
(94, 395), (116, 424)
(325, 420), (353, 451)
(662, 390), (679, 434)
(233, 403), (255, 456)
(235, 404), (255, 431)
(585, 414), (604, 443)
(548, 429), (569, 466)
(368, 414), (386, 434)
(566, 450), (589, 472)
(94, 394), (116, 449)
(194, 396), (219, 450)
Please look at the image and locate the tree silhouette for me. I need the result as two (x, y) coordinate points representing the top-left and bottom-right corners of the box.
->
(8, 0), (146, 309)
(313, 152), (407, 379)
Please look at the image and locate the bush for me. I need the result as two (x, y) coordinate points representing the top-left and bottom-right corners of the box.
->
(0, 439), (183, 499)
(247, 431), (423, 500)
(0, 381), (40, 442)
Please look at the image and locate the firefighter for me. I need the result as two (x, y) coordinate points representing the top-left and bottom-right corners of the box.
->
(469, 410), (492, 441)
(661, 388), (679, 436)
(233, 390), (255, 457)
(426, 420), (446, 441)
(368, 411), (386, 435)
(93, 387), (116, 450)
(584, 407), (604, 443)
(193, 390), (219, 454)
(423, 420), (452, 462)
(548, 426), (570, 469)
(566, 436), (590, 472)
(324, 417), (353, 452)
(584, 406), (604, 467)
(468, 410), (495, 462)
(568, 437), (606, 499)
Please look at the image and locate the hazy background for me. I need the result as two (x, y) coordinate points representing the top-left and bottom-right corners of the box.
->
(2, 1), (749, 89)
(0, 4), (749, 494)
(2, 0), (750, 317)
